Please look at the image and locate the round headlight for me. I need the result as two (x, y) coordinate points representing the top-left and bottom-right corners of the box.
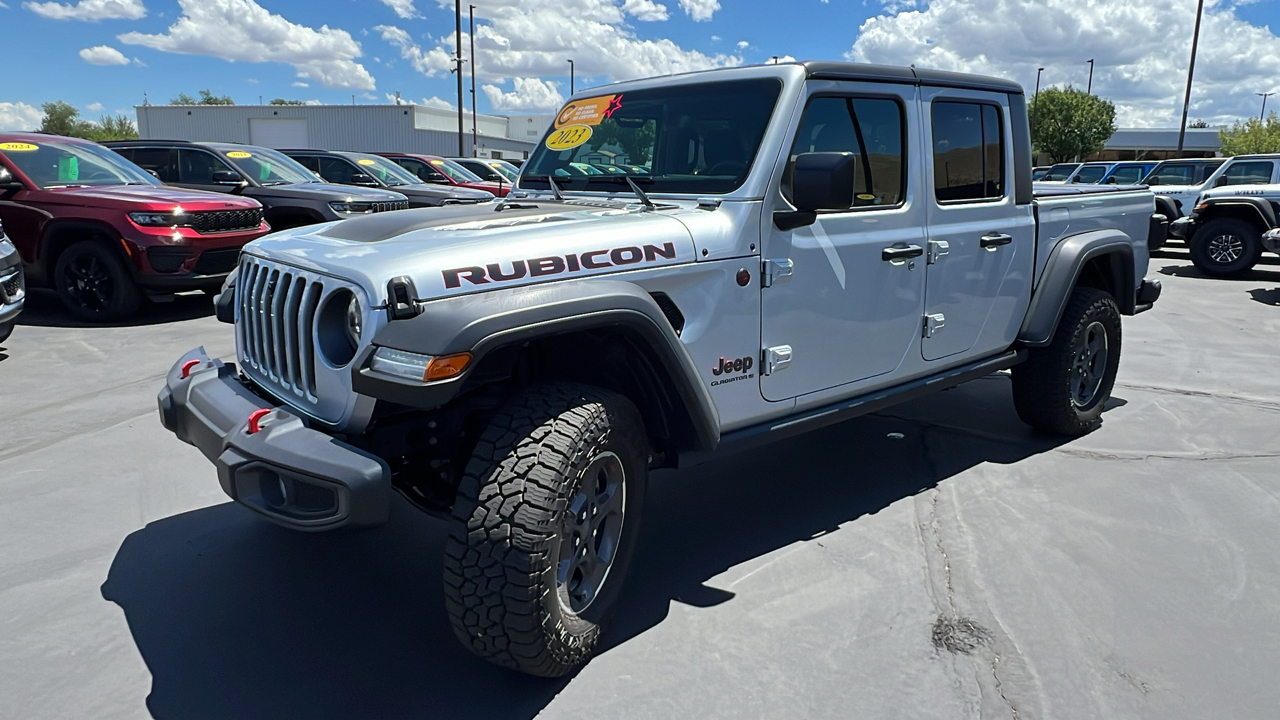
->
(345, 294), (362, 347)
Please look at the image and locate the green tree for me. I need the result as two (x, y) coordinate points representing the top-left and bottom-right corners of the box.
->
(86, 114), (139, 142)
(1188, 119), (1210, 128)
(38, 101), (97, 139)
(268, 98), (306, 106)
(171, 89), (235, 105)
(1029, 86), (1117, 163)
(1218, 113), (1280, 155)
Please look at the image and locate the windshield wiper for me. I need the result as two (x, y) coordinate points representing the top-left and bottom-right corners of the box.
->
(522, 174), (564, 201)
(584, 175), (656, 210)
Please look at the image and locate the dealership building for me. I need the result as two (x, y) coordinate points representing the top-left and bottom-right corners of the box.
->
(135, 103), (549, 160)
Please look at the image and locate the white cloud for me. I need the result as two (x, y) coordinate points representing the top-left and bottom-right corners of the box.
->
(304, 99), (322, 105)
(735, 40), (749, 49)
(0, 102), (42, 131)
(0, 2), (10, 8)
(24, 0), (144, 20)
(86, 101), (104, 111)
(388, 1), (739, 90)
(118, 0), (376, 91)
(483, 77), (564, 111)
(622, 0), (667, 21)
(677, 0), (718, 21)
(132, 56), (145, 66)
(849, 0), (1280, 127)
(769, 55), (796, 64)
(79, 44), (130, 65)
(379, 0), (417, 19)
(292, 81), (309, 87)
(387, 93), (456, 109)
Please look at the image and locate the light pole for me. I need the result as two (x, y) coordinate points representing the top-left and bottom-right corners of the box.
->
(1086, 59), (1094, 95)
(470, 4), (477, 156)
(1176, 0), (1206, 159)
(454, 0), (465, 156)
(1033, 67), (1044, 145)
(1258, 92), (1276, 121)
(568, 59), (575, 95)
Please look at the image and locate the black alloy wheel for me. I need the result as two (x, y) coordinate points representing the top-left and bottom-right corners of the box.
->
(54, 241), (140, 322)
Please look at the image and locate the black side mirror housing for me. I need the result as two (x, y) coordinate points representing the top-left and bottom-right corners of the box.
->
(211, 170), (242, 184)
(774, 152), (857, 231)
(350, 173), (379, 187)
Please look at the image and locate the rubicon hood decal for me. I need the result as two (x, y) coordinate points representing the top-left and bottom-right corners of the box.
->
(443, 242), (679, 289)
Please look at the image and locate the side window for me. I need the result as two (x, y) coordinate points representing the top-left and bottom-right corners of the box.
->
(178, 149), (234, 184)
(402, 158), (447, 183)
(116, 148), (177, 182)
(1219, 161), (1274, 186)
(318, 157), (359, 184)
(1109, 167), (1143, 184)
(784, 95), (905, 208)
(292, 155), (320, 172)
(931, 101), (1005, 202)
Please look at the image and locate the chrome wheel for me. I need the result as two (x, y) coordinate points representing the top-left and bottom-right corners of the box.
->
(557, 451), (626, 614)
(1071, 321), (1109, 408)
(1207, 233), (1244, 264)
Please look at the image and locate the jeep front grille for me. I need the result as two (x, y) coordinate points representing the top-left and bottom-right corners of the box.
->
(371, 200), (409, 214)
(190, 208), (264, 234)
(237, 256), (324, 403)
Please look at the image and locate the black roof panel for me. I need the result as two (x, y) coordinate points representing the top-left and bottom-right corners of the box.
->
(804, 62), (1024, 95)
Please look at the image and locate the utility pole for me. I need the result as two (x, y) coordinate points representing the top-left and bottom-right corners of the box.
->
(470, 5), (478, 157)
(1258, 92), (1276, 121)
(1176, 0), (1205, 159)
(568, 59), (575, 95)
(1033, 67), (1044, 152)
(1086, 59), (1094, 95)
(455, 0), (465, 156)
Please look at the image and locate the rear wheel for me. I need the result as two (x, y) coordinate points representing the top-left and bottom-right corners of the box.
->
(1012, 287), (1121, 435)
(1189, 218), (1263, 277)
(53, 241), (140, 322)
(443, 382), (649, 677)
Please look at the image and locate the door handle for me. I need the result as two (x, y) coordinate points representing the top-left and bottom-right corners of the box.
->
(882, 244), (925, 262)
(980, 233), (1013, 249)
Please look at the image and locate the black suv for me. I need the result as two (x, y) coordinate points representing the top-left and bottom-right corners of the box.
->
(105, 141), (410, 229)
(280, 149), (494, 207)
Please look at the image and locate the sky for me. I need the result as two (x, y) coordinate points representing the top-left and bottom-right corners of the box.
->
(1, 0), (1278, 132)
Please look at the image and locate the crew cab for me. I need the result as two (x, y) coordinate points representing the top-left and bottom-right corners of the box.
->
(1149, 155), (1278, 219)
(1172, 182), (1280, 276)
(376, 153), (509, 197)
(105, 140), (411, 230)
(158, 62), (1163, 678)
(0, 133), (269, 321)
(280, 149), (493, 207)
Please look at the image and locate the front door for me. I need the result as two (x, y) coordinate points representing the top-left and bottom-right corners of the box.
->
(759, 83), (926, 402)
(920, 91), (1033, 362)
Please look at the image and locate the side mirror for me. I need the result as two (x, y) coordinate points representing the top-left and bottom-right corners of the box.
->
(775, 152), (856, 231)
(211, 170), (242, 184)
(1105, 176), (1118, 184)
(0, 166), (23, 191)
(1214, 176), (1229, 187)
(349, 173), (379, 186)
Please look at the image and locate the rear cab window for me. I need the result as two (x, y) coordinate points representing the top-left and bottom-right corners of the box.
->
(931, 101), (1005, 202)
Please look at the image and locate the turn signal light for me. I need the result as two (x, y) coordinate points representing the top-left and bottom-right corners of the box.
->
(425, 353), (472, 381)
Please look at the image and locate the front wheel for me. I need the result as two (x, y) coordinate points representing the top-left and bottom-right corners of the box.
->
(1189, 218), (1263, 277)
(1012, 287), (1122, 435)
(53, 241), (140, 322)
(444, 383), (649, 677)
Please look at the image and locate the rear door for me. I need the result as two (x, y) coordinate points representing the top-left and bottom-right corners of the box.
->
(113, 147), (178, 184)
(177, 148), (240, 192)
(920, 90), (1034, 362)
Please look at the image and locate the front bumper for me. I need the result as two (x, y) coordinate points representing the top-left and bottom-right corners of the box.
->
(1169, 216), (1194, 241)
(157, 347), (391, 531)
(1263, 228), (1280, 254)
(1135, 278), (1162, 313)
(0, 244), (24, 328)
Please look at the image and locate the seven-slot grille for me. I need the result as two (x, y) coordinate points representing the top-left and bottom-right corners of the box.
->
(370, 200), (410, 213)
(237, 256), (324, 404)
(190, 208), (264, 234)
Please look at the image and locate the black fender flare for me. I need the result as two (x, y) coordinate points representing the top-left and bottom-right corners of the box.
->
(1191, 197), (1278, 233)
(1018, 228), (1135, 347)
(351, 279), (721, 453)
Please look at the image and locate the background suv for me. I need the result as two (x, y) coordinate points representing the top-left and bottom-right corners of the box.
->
(0, 133), (268, 321)
(106, 141), (410, 230)
(376, 152), (509, 197)
(281, 149), (493, 207)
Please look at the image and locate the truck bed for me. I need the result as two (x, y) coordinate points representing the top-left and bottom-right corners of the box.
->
(1032, 184), (1152, 284)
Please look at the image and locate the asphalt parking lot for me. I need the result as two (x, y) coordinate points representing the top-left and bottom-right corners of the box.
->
(1, 251), (1278, 719)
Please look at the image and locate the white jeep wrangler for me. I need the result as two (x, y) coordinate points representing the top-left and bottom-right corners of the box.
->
(158, 62), (1164, 677)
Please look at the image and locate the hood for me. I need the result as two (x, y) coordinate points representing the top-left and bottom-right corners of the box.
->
(42, 184), (262, 211)
(1199, 183), (1280, 200)
(250, 182), (407, 202)
(393, 183), (495, 202)
(243, 199), (698, 303)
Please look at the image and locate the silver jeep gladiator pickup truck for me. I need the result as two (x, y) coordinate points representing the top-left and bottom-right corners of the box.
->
(158, 61), (1164, 677)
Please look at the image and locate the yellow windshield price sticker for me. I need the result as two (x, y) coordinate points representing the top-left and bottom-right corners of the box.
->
(545, 125), (593, 151)
(0, 142), (39, 152)
(226, 151), (252, 158)
(357, 158), (376, 165)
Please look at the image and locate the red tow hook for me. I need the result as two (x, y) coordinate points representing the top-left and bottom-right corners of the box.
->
(180, 359), (202, 379)
(247, 408), (272, 435)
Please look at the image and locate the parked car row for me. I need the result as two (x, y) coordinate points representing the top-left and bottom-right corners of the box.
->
(0, 130), (530, 324)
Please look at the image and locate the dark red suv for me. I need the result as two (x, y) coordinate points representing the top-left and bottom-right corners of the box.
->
(376, 153), (510, 197)
(0, 133), (269, 321)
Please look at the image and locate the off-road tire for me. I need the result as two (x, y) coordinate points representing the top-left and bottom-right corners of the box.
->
(53, 240), (140, 322)
(444, 382), (649, 677)
(1012, 287), (1121, 435)
(1189, 218), (1263, 277)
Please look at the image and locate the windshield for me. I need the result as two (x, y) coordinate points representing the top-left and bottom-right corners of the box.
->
(522, 78), (783, 194)
(488, 161), (520, 181)
(431, 158), (484, 183)
(345, 153), (421, 186)
(1, 138), (159, 189)
(1041, 163), (1080, 181)
(1071, 165), (1110, 184)
(212, 146), (319, 185)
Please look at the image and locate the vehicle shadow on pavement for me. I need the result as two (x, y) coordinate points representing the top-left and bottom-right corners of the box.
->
(101, 375), (1079, 720)
(17, 288), (214, 329)
(1157, 263), (1280, 282)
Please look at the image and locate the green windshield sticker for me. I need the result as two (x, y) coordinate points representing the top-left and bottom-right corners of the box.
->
(58, 156), (79, 182)
(259, 162), (272, 181)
